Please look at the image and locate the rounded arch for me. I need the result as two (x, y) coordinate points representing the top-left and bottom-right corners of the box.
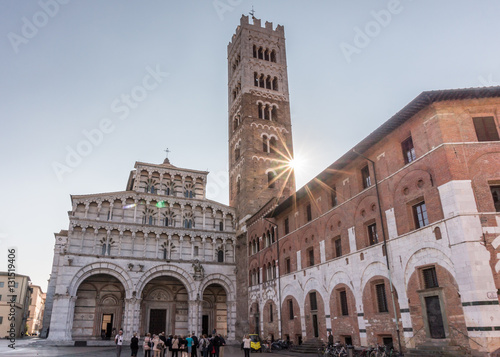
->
(327, 270), (356, 297)
(68, 262), (132, 297)
(403, 247), (454, 288)
(359, 260), (390, 290)
(303, 277), (328, 301)
(136, 264), (195, 300)
(198, 273), (235, 301)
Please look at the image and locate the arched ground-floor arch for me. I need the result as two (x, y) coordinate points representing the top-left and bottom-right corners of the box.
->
(140, 275), (189, 336)
(329, 284), (360, 346)
(72, 273), (125, 340)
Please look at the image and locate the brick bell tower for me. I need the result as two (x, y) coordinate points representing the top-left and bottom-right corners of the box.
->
(228, 15), (296, 225)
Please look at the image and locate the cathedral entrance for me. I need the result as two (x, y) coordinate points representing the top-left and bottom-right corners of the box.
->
(141, 276), (188, 336)
(202, 284), (227, 336)
(72, 274), (125, 340)
(149, 309), (167, 335)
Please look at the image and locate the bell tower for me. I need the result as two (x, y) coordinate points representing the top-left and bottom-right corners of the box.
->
(228, 15), (296, 224)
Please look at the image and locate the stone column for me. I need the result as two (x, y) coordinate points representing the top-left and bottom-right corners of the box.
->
(47, 294), (77, 341)
(123, 297), (142, 338)
(118, 231), (123, 256)
(227, 301), (236, 340)
(80, 227), (86, 252)
(188, 299), (200, 335)
(179, 236), (184, 260)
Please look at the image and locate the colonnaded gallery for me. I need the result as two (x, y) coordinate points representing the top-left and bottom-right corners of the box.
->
(43, 15), (500, 355)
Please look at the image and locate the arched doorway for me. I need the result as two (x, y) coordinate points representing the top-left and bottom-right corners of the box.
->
(141, 276), (188, 336)
(202, 284), (227, 336)
(72, 274), (125, 340)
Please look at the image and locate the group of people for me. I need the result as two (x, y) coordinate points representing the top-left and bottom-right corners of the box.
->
(115, 329), (226, 357)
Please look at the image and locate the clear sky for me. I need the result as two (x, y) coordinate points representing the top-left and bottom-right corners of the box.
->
(1, 0), (499, 291)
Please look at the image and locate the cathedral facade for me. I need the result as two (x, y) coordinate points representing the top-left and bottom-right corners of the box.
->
(43, 160), (237, 341)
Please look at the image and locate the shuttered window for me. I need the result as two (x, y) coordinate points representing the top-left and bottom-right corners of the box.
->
(310, 292), (318, 311)
(288, 300), (294, 320)
(423, 267), (439, 289)
(339, 290), (349, 316)
(376, 283), (388, 313)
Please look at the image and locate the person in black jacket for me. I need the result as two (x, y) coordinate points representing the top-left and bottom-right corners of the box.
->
(160, 332), (168, 357)
(212, 334), (220, 357)
(191, 332), (199, 357)
(130, 332), (139, 357)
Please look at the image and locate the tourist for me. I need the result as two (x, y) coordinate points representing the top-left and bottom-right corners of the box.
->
(218, 334), (226, 357)
(328, 331), (333, 347)
(186, 333), (194, 357)
(153, 334), (165, 357)
(191, 332), (199, 357)
(199, 334), (209, 357)
(172, 335), (180, 357)
(160, 332), (167, 357)
(181, 335), (189, 357)
(242, 335), (251, 357)
(144, 333), (152, 357)
(115, 329), (124, 357)
(130, 332), (139, 357)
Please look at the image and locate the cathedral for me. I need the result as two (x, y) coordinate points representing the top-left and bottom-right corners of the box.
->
(43, 15), (500, 355)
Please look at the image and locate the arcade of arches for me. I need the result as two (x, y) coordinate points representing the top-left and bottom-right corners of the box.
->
(72, 274), (228, 339)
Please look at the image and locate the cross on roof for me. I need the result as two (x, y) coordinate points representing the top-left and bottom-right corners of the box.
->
(249, 6), (255, 17)
(164, 148), (170, 159)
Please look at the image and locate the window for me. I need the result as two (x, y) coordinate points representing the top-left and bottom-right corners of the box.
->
(288, 300), (294, 320)
(422, 267), (439, 289)
(164, 217), (169, 226)
(163, 248), (167, 259)
(0, 295), (2, 301)
(331, 186), (338, 207)
(269, 137), (277, 153)
(368, 223), (378, 245)
(473, 116), (499, 142)
(361, 165), (371, 189)
(262, 135), (268, 152)
(236, 178), (241, 194)
(339, 290), (349, 316)
(194, 246), (199, 256)
(14, 283), (18, 288)
(219, 221), (224, 231)
(268, 172), (276, 188)
(491, 186), (500, 212)
(285, 257), (291, 274)
(402, 136), (416, 164)
(269, 304), (273, 322)
(284, 218), (289, 235)
(306, 204), (312, 222)
(334, 237), (342, 258)
(217, 250), (224, 262)
(308, 248), (315, 267)
(309, 292), (318, 311)
(183, 219), (192, 229)
(148, 216), (154, 225)
(0, 316), (3, 324)
(101, 243), (107, 255)
(0, 282), (4, 287)
(413, 201), (429, 228)
(375, 283), (388, 313)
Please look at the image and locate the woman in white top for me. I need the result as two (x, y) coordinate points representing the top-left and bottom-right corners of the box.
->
(242, 335), (251, 357)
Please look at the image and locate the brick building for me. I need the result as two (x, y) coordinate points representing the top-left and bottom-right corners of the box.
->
(244, 87), (500, 355)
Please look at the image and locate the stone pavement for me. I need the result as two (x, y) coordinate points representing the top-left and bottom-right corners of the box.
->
(0, 339), (299, 357)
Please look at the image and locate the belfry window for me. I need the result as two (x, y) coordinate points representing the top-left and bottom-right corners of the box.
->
(268, 171), (276, 188)
(217, 249), (224, 262)
(272, 77), (278, 90)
